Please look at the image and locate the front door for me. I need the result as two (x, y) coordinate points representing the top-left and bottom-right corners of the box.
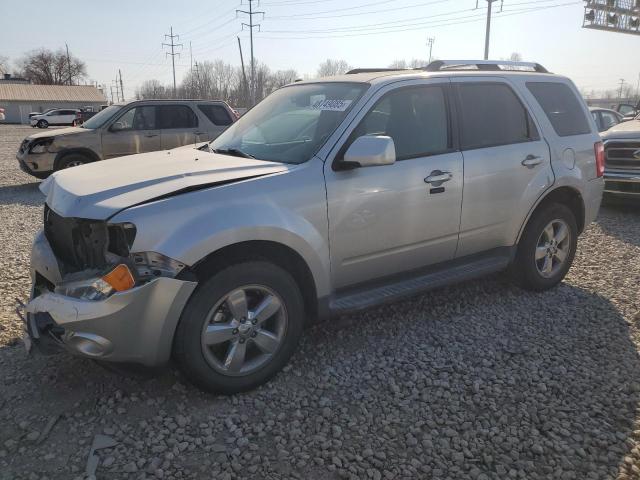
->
(158, 104), (199, 150)
(451, 78), (553, 257)
(101, 105), (161, 158)
(324, 81), (464, 289)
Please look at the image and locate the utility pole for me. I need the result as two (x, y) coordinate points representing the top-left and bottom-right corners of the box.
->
(65, 43), (72, 85)
(110, 85), (116, 104)
(618, 78), (625, 100)
(426, 37), (435, 63)
(119, 69), (125, 102)
(635, 72), (640, 105)
(237, 0), (264, 106)
(194, 61), (200, 97)
(479, 0), (502, 60)
(237, 37), (249, 107)
(189, 41), (194, 96)
(162, 26), (183, 98)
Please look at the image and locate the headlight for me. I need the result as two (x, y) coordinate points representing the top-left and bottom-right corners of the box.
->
(29, 138), (55, 154)
(55, 264), (135, 301)
(131, 252), (186, 280)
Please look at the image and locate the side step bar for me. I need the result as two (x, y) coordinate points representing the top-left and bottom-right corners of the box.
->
(329, 253), (512, 314)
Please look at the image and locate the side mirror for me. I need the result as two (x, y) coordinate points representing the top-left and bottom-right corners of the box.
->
(338, 135), (396, 170)
(110, 121), (125, 132)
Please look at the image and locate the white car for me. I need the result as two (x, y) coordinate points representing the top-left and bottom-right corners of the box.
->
(0, 107), (5, 121)
(30, 109), (80, 128)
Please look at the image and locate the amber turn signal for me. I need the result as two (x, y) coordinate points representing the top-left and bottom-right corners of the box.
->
(102, 264), (135, 292)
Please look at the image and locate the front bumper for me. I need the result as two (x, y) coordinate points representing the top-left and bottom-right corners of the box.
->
(16, 148), (56, 177)
(24, 230), (197, 366)
(604, 171), (640, 197)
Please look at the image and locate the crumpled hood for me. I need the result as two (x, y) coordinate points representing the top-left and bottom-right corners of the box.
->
(27, 127), (86, 140)
(601, 120), (640, 140)
(40, 149), (291, 219)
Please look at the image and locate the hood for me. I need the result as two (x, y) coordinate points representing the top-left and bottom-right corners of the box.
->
(601, 120), (640, 140)
(40, 149), (291, 220)
(27, 127), (86, 140)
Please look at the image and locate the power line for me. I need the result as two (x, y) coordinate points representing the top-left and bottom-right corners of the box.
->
(162, 26), (183, 97)
(237, 0), (264, 106)
(258, 1), (580, 39)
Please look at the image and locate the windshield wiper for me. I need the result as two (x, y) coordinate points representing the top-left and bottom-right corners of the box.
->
(212, 148), (255, 159)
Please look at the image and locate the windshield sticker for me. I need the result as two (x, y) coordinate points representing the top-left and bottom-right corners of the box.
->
(310, 99), (352, 111)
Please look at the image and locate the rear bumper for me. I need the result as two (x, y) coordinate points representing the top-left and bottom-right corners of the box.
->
(25, 230), (197, 366)
(584, 177), (605, 227)
(604, 171), (640, 197)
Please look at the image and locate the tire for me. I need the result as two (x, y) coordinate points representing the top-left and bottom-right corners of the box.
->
(510, 203), (578, 291)
(37, 120), (48, 128)
(56, 153), (88, 170)
(174, 261), (305, 394)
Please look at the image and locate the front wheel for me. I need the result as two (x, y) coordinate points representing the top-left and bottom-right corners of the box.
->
(56, 153), (88, 170)
(36, 120), (48, 128)
(173, 261), (305, 394)
(510, 203), (578, 291)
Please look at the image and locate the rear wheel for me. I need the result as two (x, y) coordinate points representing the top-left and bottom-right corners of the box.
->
(173, 261), (304, 394)
(510, 203), (577, 291)
(36, 120), (48, 128)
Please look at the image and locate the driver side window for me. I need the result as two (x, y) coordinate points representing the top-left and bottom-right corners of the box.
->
(346, 85), (451, 161)
(113, 106), (156, 131)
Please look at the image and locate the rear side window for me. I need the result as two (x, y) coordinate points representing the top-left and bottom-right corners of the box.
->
(198, 104), (233, 126)
(456, 83), (539, 150)
(158, 105), (198, 129)
(526, 82), (590, 137)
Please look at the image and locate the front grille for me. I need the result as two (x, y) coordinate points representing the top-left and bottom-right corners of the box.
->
(43, 205), (108, 273)
(605, 141), (640, 171)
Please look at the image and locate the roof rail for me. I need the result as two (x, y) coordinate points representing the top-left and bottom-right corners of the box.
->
(423, 60), (549, 73)
(346, 68), (404, 74)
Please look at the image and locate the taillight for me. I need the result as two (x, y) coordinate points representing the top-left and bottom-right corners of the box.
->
(594, 141), (605, 177)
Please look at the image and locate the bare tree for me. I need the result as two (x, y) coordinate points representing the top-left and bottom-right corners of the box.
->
(19, 48), (87, 85)
(509, 52), (523, 62)
(136, 79), (170, 99)
(389, 59), (429, 69)
(317, 59), (352, 77)
(0, 55), (9, 75)
(388, 59), (408, 69)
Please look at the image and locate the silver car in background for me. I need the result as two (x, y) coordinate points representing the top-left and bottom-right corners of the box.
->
(16, 99), (236, 178)
(22, 60), (604, 394)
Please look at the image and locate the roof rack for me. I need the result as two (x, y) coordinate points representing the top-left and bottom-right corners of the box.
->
(423, 60), (550, 73)
(346, 68), (404, 74)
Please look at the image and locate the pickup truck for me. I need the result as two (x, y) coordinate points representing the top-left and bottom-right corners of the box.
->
(601, 115), (640, 198)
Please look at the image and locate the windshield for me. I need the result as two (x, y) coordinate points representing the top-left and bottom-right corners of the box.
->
(210, 82), (368, 164)
(82, 105), (122, 129)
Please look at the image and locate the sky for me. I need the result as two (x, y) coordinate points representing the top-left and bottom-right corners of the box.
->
(2, 0), (640, 101)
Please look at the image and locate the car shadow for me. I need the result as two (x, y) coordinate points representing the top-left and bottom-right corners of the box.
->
(2, 278), (639, 478)
(0, 182), (43, 207)
(598, 199), (640, 248)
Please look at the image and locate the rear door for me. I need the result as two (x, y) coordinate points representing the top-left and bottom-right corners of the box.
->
(159, 105), (199, 149)
(452, 78), (552, 257)
(196, 103), (234, 141)
(46, 110), (64, 125)
(101, 105), (161, 158)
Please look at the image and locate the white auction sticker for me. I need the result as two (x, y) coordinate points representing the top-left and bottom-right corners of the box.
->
(310, 99), (352, 111)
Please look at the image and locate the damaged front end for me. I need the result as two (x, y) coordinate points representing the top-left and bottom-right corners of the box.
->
(22, 205), (197, 365)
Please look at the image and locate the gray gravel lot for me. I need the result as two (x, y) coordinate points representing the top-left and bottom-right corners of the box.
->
(0, 124), (639, 480)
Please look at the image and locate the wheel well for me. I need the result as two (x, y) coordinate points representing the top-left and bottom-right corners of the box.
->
(54, 148), (99, 170)
(529, 187), (585, 234)
(190, 241), (319, 322)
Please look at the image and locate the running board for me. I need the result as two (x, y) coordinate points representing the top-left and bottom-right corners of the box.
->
(329, 253), (511, 314)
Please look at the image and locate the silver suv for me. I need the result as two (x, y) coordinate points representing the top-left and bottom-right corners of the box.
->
(16, 99), (236, 178)
(22, 61), (604, 394)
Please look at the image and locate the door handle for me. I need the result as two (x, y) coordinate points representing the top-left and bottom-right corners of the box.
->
(424, 171), (452, 184)
(194, 131), (206, 136)
(145, 134), (159, 138)
(522, 155), (542, 167)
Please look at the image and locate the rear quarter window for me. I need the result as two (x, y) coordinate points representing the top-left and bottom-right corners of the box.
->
(198, 104), (233, 126)
(526, 82), (591, 137)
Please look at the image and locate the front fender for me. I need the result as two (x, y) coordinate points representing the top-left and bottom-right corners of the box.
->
(110, 158), (331, 298)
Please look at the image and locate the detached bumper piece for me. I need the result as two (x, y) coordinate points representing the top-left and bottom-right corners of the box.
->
(16, 300), (65, 356)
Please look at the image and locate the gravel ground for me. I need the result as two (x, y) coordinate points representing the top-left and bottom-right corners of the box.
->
(0, 124), (639, 480)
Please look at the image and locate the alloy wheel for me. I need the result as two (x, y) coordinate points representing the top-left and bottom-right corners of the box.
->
(200, 285), (287, 376)
(535, 219), (571, 278)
